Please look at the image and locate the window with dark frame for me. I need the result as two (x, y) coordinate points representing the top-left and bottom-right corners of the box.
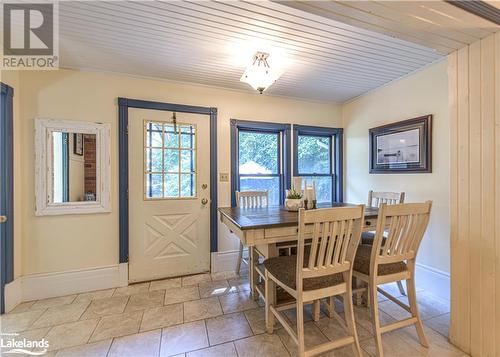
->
(293, 125), (343, 204)
(230, 120), (291, 207)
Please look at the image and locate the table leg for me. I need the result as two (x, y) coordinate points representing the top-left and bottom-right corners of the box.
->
(249, 247), (258, 300)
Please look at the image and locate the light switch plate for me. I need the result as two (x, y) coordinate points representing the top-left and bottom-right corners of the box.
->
(219, 173), (229, 182)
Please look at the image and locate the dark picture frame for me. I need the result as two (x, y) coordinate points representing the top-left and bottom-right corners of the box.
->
(73, 133), (83, 156)
(369, 115), (432, 173)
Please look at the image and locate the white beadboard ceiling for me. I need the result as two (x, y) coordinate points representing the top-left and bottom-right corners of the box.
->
(58, 1), (499, 102)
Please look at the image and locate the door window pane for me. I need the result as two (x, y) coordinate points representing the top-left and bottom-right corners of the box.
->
(180, 125), (196, 149)
(146, 148), (163, 172)
(181, 173), (196, 197)
(164, 124), (179, 148)
(180, 150), (195, 173)
(146, 122), (163, 147)
(145, 121), (197, 199)
(164, 174), (179, 198)
(238, 131), (279, 174)
(297, 135), (330, 174)
(146, 174), (163, 198)
(164, 149), (179, 173)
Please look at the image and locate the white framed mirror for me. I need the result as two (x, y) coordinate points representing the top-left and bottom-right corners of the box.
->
(35, 118), (111, 216)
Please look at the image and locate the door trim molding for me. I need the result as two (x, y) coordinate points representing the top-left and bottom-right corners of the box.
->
(117, 98), (218, 264)
(0, 82), (14, 314)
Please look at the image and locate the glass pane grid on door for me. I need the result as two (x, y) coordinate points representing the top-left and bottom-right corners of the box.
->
(144, 121), (197, 199)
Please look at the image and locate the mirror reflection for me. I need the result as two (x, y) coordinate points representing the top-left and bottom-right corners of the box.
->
(52, 132), (97, 203)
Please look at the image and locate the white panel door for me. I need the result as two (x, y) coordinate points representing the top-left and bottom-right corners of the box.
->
(128, 108), (210, 283)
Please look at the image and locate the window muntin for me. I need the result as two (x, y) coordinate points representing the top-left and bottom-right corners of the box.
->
(144, 121), (196, 199)
(237, 130), (281, 205)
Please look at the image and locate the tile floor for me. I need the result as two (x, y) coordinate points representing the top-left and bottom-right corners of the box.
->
(0, 267), (466, 357)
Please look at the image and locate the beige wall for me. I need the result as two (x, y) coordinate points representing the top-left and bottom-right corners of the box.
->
(0, 70), (23, 280)
(15, 69), (341, 275)
(342, 60), (450, 274)
(449, 33), (500, 356)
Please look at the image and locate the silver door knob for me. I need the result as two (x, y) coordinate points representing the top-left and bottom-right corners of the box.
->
(201, 198), (208, 205)
(0, 215), (7, 223)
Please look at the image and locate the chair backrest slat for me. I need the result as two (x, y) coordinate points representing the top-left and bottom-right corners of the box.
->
(373, 202), (432, 265)
(317, 221), (329, 267)
(308, 222), (321, 269)
(368, 190), (405, 208)
(331, 220), (345, 266)
(297, 206), (364, 286)
(340, 219), (354, 264)
(235, 191), (269, 209)
(325, 221), (337, 266)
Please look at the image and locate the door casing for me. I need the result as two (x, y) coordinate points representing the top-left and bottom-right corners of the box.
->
(0, 83), (14, 314)
(118, 98), (218, 265)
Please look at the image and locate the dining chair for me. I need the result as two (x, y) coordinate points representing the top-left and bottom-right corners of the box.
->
(353, 201), (432, 357)
(363, 190), (406, 296)
(264, 206), (365, 357)
(234, 190), (269, 274)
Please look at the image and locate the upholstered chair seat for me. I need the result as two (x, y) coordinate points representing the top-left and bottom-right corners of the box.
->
(361, 231), (376, 245)
(354, 245), (406, 276)
(264, 255), (344, 291)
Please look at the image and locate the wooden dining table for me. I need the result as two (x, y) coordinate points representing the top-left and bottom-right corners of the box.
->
(218, 203), (381, 304)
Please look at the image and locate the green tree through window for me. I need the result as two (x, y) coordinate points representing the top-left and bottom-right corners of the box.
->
(238, 131), (281, 205)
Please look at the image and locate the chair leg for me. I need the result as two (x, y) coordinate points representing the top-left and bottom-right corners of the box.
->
(343, 289), (362, 357)
(297, 297), (306, 357)
(354, 276), (364, 306)
(406, 277), (429, 347)
(265, 272), (275, 334)
(312, 300), (321, 321)
(369, 280), (384, 357)
(236, 242), (244, 273)
(327, 296), (335, 318)
(396, 280), (406, 296)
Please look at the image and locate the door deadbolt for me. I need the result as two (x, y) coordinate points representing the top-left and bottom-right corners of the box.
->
(201, 198), (208, 205)
(201, 184), (208, 190)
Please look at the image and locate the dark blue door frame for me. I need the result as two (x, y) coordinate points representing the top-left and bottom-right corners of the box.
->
(117, 98), (218, 264)
(0, 83), (14, 314)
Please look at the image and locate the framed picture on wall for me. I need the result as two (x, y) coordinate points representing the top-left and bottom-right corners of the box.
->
(369, 115), (432, 173)
(73, 133), (83, 156)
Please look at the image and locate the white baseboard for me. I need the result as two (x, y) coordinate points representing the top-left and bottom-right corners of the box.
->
(5, 263), (128, 310)
(211, 249), (249, 273)
(415, 263), (450, 301)
(4, 260), (449, 310)
(210, 250), (239, 273)
(4, 278), (22, 313)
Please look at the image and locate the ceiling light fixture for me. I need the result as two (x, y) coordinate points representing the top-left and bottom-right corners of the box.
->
(240, 52), (281, 94)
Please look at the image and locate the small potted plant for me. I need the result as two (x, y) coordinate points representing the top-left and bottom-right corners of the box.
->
(285, 188), (303, 211)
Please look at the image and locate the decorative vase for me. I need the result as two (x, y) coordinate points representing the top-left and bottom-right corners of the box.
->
(285, 198), (302, 211)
